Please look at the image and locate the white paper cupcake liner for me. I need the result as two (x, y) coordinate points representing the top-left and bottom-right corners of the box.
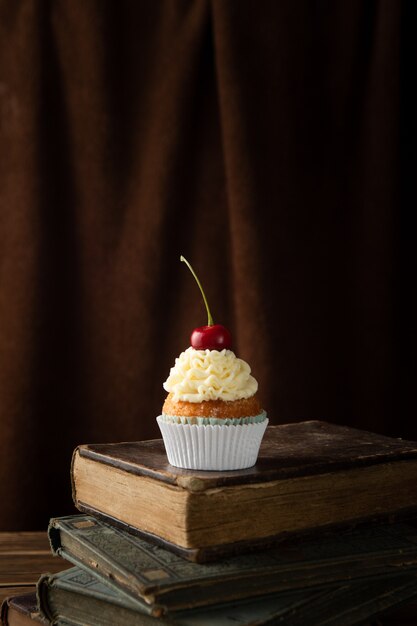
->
(156, 415), (269, 471)
(160, 411), (267, 426)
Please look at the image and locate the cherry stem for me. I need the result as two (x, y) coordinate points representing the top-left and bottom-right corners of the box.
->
(180, 256), (214, 326)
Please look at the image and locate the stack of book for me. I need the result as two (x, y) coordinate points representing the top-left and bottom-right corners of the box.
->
(4, 420), (417, 625)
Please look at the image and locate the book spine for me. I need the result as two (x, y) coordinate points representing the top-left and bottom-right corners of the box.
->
(0, 597), (10, 626)
(36, 574), (54, 624)
(37, 568), (176, 626)
(47, 520), (164, 617)
(48, 523), (62, 557)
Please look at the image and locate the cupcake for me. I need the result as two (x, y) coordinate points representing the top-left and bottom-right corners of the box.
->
(156, 257), (268, 471)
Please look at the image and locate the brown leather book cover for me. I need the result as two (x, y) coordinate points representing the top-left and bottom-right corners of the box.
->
(73, 420), (417, 490)
(1, 592), (46, 625)
(71, 420), (417, 562)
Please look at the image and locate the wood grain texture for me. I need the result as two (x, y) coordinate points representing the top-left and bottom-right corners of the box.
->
(0, 531), (69, 609)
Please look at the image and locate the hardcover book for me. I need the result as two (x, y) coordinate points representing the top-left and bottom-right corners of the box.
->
(36, 566), (417, 626)
(48, 513), (417, 615)
(71, 420), (417, 561)
(1, 592), (46, 625)
(1, 591), (77, 626)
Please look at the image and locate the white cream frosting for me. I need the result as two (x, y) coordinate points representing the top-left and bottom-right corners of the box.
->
(163, 347), (258, 402)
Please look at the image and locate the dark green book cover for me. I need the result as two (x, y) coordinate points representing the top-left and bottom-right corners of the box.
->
(37, 566), (417, 626)
(48, 513), (417, 614)
(37, 566), (320, 626)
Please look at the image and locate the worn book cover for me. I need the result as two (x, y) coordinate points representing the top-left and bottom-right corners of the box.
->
(71, 420), (417, 561)
(1, 592), (45, 625)
(37, 565), (316, 626)
(48, 513), (417, 614)
(0, 592), (72, 625)
(36, 565), (417, 626)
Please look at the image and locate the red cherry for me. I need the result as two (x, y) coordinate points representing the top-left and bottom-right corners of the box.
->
(180, 256), (233, 351)
(191, 324), (232, 350)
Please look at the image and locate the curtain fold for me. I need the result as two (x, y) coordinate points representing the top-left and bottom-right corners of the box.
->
(0, 0), (415, 530)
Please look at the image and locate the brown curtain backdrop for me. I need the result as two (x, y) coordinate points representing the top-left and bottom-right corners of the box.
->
(0, 0), (415, 530)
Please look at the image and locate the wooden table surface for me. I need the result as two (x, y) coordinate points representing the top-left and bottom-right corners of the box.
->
(1, 531), (417, 625)
(0, 531), (70, 605)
